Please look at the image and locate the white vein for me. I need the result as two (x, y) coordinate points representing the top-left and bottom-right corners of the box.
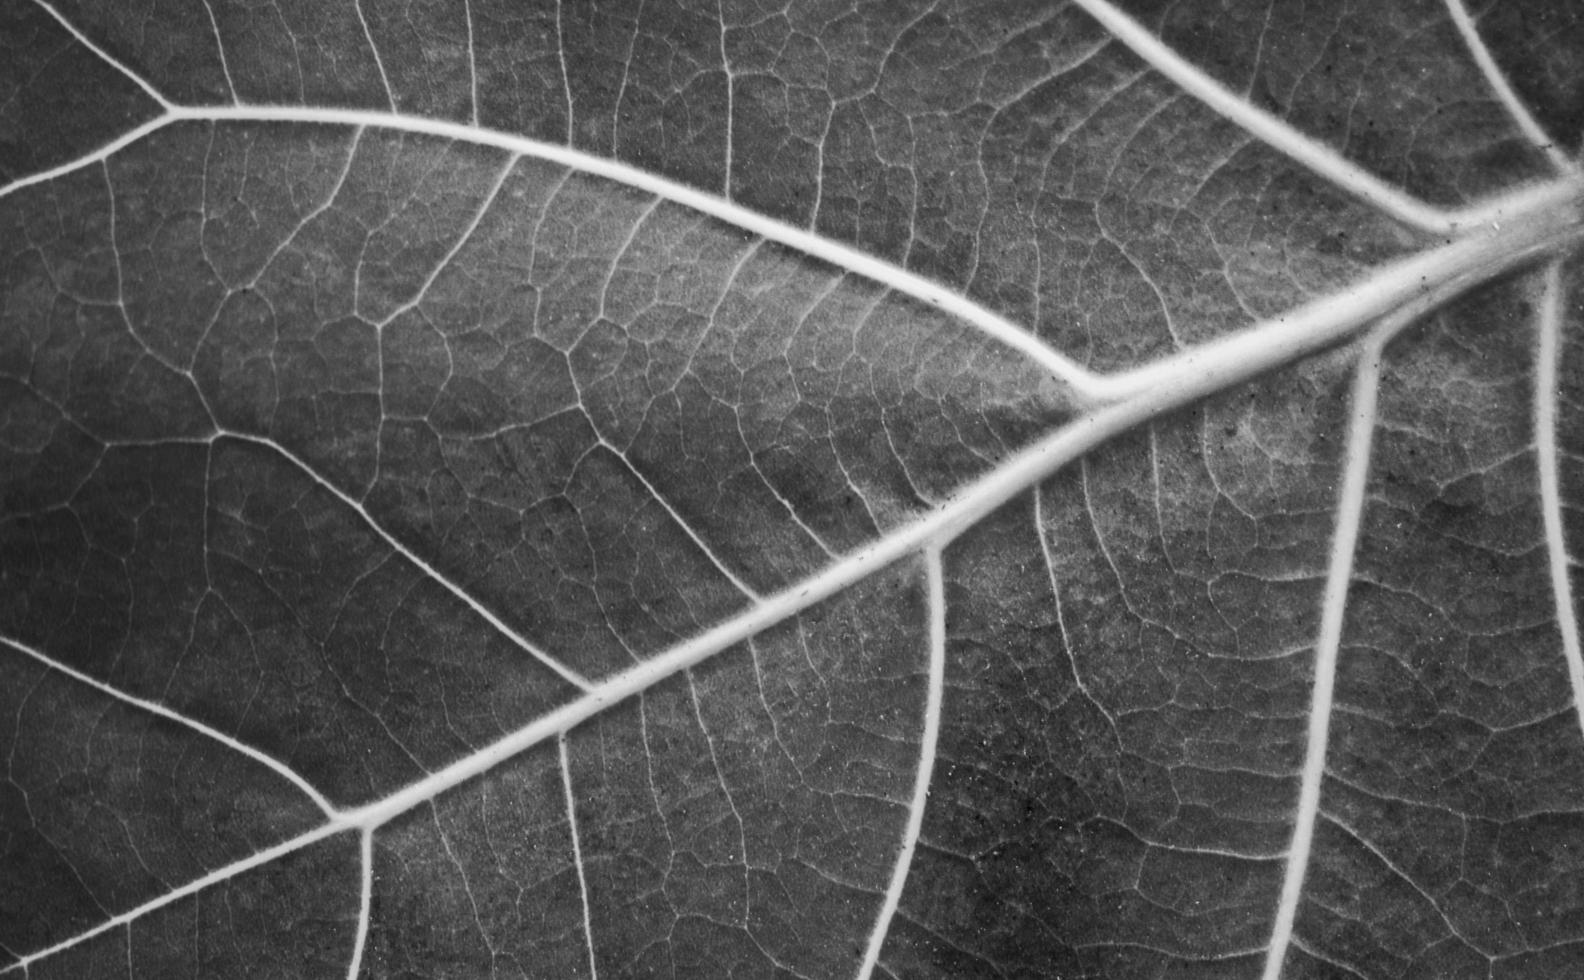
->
(1089, 183), (1584, 402)
(463, 0), (479, 127)
(1442, 176), (1584, 235)
(220, 430), (594, 692)
(1262, 318), (1394, 980)
(5, 821), (348, 972)
(558, 736), (599, 980)
(717, 0), (733, 199)
(372, 150), (518, 328)
(1069, 0), (1458, 234)
(1260, 372), (1373, 976)
(20, 0), (1584, 409)
(1288, 936), (1367, 979)
(1034, 491), (1115, 731)
(857, 544), (946, 980)
(0, 114), (172, 199)
(345, 830), (374, 980)
(198, 0), (237, 105)
(686, 668), (751, 922)
(555, 0), (573, 145)
(583, 202), (768, 602)
(1535, 259), (1584, 743)
(28, 0), (172, 109)
(353, 0), (395, 113)
(1443, 0), (1579, 175)
(8, 236), (1576, 969)
(0, 633), (336, 816)
(9, 6), (1584, 970)
(0, 101), (1103, 401)
(1321, 807), (1478, 946)
(595, 436), (767, 602)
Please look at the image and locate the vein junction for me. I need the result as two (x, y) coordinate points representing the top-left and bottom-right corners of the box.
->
(7, 1), (1584, 966)
(11, 167), (1581, 970)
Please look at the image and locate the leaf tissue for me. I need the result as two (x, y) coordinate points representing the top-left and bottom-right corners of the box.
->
(1, 0), (1582, 977)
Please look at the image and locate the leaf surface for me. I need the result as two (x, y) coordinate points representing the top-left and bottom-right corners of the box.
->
(2, 1), (1583, 978)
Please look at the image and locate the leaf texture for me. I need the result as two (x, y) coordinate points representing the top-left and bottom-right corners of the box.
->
(1, 1), (1583, 978)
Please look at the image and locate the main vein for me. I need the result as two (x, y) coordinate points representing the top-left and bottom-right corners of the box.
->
(1535, 260), (1584, 744)
(9, 3), (1584, 967)
(1261, 326), (1385, 980)
(15, 186), (1578, 971)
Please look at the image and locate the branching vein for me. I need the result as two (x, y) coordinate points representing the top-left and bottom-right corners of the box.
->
(857, 544), (946, 980)
(0, 102), (1104, 401)
(1443, 0), (1579, 175)
(0, 633), (336, 817)
(8, 8), (1584, 975)
(1535, 259), (1584, 744)
(353, 0), (395, 113)
(373, 150), (518, 328)
(198, 0), (237, 105)
(1070, 0), (1458, 233)
(559, 736), (599, 980)
(345, 830), (374, 980)
(1263, 321), (1389, 980)
(29, 0), (173, 110)
(221, 430), (594, 692)
(10, 232), (1579, 969)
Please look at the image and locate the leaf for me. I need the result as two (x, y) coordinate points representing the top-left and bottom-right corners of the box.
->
(2, 0), (1582, 977)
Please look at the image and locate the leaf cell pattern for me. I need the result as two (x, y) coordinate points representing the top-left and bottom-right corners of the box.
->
(1, 1), (1583, 978)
